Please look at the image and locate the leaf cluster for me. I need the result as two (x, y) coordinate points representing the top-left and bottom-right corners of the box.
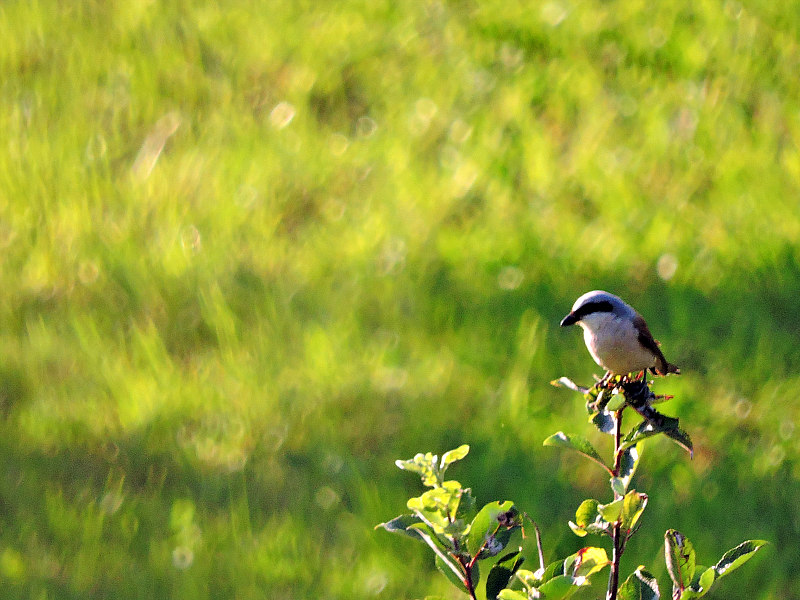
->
(545, 376), (764, 598)
(664, 530), (766, 600)
(499, 546), (610, 600)
(381, 377), (766, 599)
(379, 446), (528, 599)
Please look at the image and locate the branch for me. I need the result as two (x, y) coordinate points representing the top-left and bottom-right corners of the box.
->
(606, 409), (625, 600)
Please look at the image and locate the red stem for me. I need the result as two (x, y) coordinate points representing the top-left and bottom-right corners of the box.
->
(462, 559), (478, 600)
(606, 408), (625, 600)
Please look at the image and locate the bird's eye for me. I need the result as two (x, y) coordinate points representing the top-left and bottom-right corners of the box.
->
(574, 300), (614, 320)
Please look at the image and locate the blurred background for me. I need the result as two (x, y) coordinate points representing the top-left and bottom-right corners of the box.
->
(1, 0), (799, 598)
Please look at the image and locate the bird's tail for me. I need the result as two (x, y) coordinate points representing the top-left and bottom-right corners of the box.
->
(652, 359), (680, 376)
(666, 362), (680, 375)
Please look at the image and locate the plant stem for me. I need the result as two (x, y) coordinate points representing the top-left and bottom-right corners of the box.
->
(606, 408), (625, 600)
(462, 560), (478, 600)
(450, 536), (477, 600)
(607, 522), (623, 600)
(612, 408), (624, 485)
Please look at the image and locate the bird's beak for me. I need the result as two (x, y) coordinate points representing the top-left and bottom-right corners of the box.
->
(560, 312), (578, 327)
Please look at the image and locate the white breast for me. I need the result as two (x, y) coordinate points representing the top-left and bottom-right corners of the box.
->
(578, 313), (657, 375)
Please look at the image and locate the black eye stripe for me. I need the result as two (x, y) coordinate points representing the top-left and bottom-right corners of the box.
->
(573, 300), (614, 320)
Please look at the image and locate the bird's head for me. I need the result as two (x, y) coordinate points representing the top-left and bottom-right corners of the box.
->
(559, 290), (633, 330)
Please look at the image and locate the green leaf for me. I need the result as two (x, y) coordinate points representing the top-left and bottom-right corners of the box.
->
(407, 522), (453, 553)
(605, 390), (627, 411)
(663, 426), (694, 457)
(376, 514), (424, 539)
(593, 387), (608, 409)
(574, 499), (600, 527)
(538, 575), (586, 599)
(470, 561), (481, 593)
(396, 451), (441, 487)
(514, 568), (539, 588)
(695, 566), (716, 592)
(621, 420), (671, 451)
(530, 560), (566, 586)
(456, 487), (477, 524)
(441, 445), (470, 470)
(486, 564), (515, 600)
(378, 515), (456, 566)
(467, 501), (518, 558)
(610, 477), (627, 497)
(440, 481), (465, 520)
(585, 383), (602, 401)
(407, 481), (467, 535)
(419, 482), (462, 510)
(396, 446), (475, 489)
(713, 539), (767, 579)
(618, 567), (660, 600)
(681, 565), (716, 599)
(679, 541), (766, 600)
(566, 547), (610, 578)
(487, 550), (524, 599)
(665, 530), (696, 594)
(435, 554), (466, 592)
(403, 522), (467, 591)
(497, 549), (523, 565)
(407, 501), (448, 535)
(568, 521), (588, 537)
(621, 491), (648, 533)
(543, 432), (611, 473)
(590, 408), (616, 434)
(498, 590), (528, 600)
(616, 443), (642, 494)
(570, 499), (610, 537)
(599, 498), (624, 522)
(619, 412), (693, 457)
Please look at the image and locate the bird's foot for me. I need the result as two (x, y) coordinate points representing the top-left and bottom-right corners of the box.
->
(615, 371), (646, 386)
(597, 371), (613, 388)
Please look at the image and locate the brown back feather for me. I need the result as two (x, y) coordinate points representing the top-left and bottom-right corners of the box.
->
(633, 314), (679, 375)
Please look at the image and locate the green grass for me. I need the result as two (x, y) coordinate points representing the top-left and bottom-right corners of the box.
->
(1, 0), (800, 597)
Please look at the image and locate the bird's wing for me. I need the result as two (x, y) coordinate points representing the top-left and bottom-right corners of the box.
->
(633, 314), (670, 374)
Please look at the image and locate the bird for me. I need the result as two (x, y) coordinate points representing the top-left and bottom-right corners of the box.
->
(560, 290), (679, 379)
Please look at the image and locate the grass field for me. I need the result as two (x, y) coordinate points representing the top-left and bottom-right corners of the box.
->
(2, 0), (800, 598)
